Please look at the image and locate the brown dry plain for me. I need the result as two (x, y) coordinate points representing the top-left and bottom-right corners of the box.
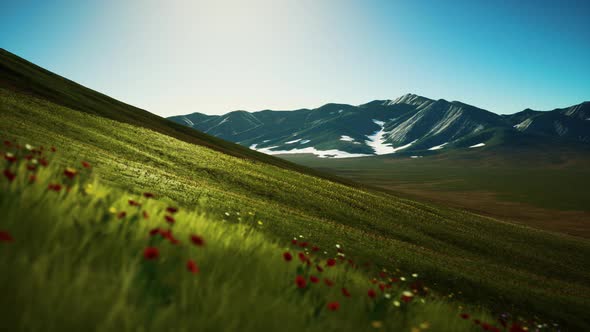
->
(371, 185), (590, 238)
(282, 149), (590, 239)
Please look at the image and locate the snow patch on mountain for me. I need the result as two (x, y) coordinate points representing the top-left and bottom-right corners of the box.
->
(387, 112), (424, 142)
(252, 146), (370, 159)
(300, 139), (311, 144)
(285, 139), (301, 144)
(365, 120), (395, 154)
(392, 140), (417, 152)
(469, 143), (485, 148)
(514, 118), (533, 131)
(366, 119), (417, 154)
(340, 135), (355, 142)
(182, 117), (194, 126)
(428, 142), (448, 151)
(427, 107), (463, 136)
(249, 144), (258, 149)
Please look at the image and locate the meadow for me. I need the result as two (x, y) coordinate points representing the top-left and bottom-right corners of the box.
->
(0, 145), (514, 331)
(1, 87), (589, 330)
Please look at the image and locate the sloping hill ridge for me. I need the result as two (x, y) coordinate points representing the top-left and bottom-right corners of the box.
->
(169, 94), (589, 158)
(0, 48), (355, 183)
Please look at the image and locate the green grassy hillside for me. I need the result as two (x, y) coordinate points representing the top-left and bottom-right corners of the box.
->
(1, 153), (504, 331)
(0, 48), (359, 187)
(1, 50), (589, 330)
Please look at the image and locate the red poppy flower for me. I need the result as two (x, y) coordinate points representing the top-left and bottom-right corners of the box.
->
(3, 140), (11, 147)
(473, 319), (481, 325)
(324, 278), (334, 287)
(341, 287), (351, 297)
(4, 153), (16, 163)
(63, 168), (77, 179)
(24, 155), (33, 161)
(326, 258), (336, 267)
(298, 252), (307, 262)
(28, 174), (37, 183)
(187, 259), (199, 274)
(379, 271), (388, 278)
(142, 211), (149, 219)
(295, 275), (307, 289)
(143, 192), (155, 198)
(316, 265), (324, 273)
(160, 229), (172, 238)
(128, 199), (141, 207)
(166, 206), (179, 214)
(327, 302), (340, 311)
(117, 211), (127, 219)
(149, 228), (161, 236)
(310, 275), (319, 283)
(291, 239), (297, 245)
(3, 169), (16, 182)
(165, 215), (175, 224)
(298, 241), (308, 248)
(378, 283), (386, 292)
(81, 161), (91, 169)
(401, 292), (413, 303)
(47, 183), (62, 192)
(168, 236), (180, 245)
(0, 231), (13, 243)
(39, 158), (49, 167)
(481, 323), (492, 331)
(283, 252), (293, 262)
(460, 313), (470, 320)
(311, 246), (319, 252)
(26, 164), (36, 171)
(190, 234), (205, 246)
(367, 289), (377, 299)
(50, 146), (57, 152)
(143, 247), (159, 260)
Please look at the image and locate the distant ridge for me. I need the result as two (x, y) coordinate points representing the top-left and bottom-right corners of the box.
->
(170, 94), (590, 158)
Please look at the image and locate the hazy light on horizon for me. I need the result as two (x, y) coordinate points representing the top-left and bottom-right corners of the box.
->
(1, 0), (589, 116)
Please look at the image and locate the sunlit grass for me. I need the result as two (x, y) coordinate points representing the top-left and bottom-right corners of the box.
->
(0, 146), (529, 331)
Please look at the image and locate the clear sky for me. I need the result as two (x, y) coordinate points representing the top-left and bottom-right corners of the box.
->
(1, 0), (589, 116)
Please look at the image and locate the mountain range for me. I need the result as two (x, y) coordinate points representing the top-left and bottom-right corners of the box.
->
(169, 95), (590, 158)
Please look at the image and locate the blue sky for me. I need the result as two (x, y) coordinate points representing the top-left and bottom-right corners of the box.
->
(1, 0), (589, 116)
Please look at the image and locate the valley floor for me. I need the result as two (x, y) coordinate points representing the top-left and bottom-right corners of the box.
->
(282, 152), (590, 238)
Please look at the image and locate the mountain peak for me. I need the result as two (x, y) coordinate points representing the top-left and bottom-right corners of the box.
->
(391, 93), (432, 106)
